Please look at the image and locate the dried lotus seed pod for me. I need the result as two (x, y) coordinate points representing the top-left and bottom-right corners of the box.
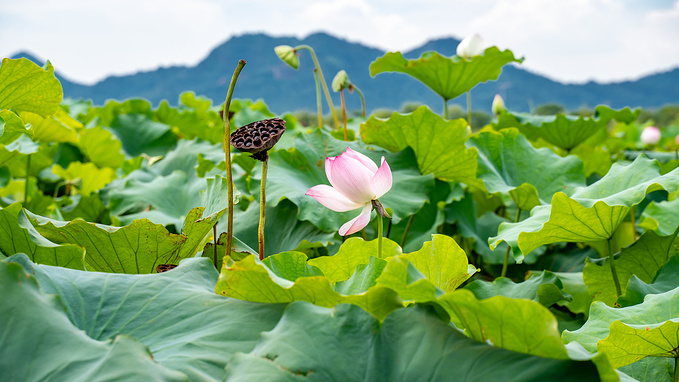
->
(230, 118), (286, 161)
(156, 264), (178, 273)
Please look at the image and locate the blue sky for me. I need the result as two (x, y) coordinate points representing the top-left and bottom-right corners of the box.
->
(1, 0), (678, 85)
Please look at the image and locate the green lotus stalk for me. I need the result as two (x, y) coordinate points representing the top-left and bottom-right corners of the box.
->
(259, 157), (268, 260)
(221, 60), (246, 266)
(466, 91), (472, 126)
(376, 209), (383, 257)
(348, 84), (366, 118)
(400, 214), (416, 248)
(443, 99), (449, 120)
(24, 154), (31, 204)
(313, 69), (323, 128)
(294, 45), (339, 129)
(501, 207), (522, 278)
(332, 70), (352, 140)
(339, 89), (348, 140)
(608, 237), (622, 297)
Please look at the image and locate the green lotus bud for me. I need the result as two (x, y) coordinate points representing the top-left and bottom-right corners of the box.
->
(332, 70), (350, 92)
(492, 94), (506, 115)
(274, 45), (299, 69)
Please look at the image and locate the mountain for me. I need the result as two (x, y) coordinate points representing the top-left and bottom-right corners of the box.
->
(10, 32), (679, 114)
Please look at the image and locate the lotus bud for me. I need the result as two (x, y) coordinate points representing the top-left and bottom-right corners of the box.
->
(492, 94), (506, 115)
(274, 45), (299, 69)
(332, 70), (351, 92)
(640, 126), (661, 145)
(456, 34), (485, 59)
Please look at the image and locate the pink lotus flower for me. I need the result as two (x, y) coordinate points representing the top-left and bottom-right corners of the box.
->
(640, 126), (661, 145)
(306, 148), (392, 236)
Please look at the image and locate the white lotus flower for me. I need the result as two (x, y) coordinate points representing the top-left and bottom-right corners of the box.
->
(456, 34), (485, 59)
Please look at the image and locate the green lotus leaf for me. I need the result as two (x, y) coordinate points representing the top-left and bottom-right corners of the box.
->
(617, 255), (679, 307)
(59, 193), (108, 223)
(154, 93), (223, 144)
(266, 129), (434, 231)
(19, 109), (79, 143)
(468, 128), (585, 207)
(78, 126), (125, 168)
(598, 320), (679, 369)
(0, 109), (30, 144)
(490, 156), (679, 257)
(639, 197), (679, 235)
(0, 203), (84, 269)
(438, 289), (569, 359)
(583, 226), (679, 306)
(553, 272), (593, 316)
(494, 106), (640, 151)
(109, 113), (177, 157)
(466, 270), (569, 307)
(3, 254), (288, 381)
(225, 302), (603, 382)
(307, 237), (401, 282)
(360, 106), (477, 183)
(52, 162), (117, 196)
(0, 58), (63, 117)
(370, 47), (523, 101)
(0, 261), (188, 382)
(30, 206), (220, 273)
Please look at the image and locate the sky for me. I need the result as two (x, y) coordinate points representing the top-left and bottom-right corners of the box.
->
(1, 0), (678, 85)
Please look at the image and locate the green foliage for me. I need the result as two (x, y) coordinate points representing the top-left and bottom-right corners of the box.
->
(0, 58), (63, 117)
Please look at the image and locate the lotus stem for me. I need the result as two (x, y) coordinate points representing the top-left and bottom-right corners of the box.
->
(24, 154), (31, 204)
(222, 60), (246, 264)
(400, 214), (416, 248)
(339, 88), (348, 141)
(466, 91), (472, 126)
(313, 68), (323, 128)
(608, 237), (622, 297)
(376, 210), (383, 258)
(386, 218), (392, 238)
(501, 207), (522, 278)
(350, 85), (366, 118)
(258, 157), (268, 260)
(674, 357), (678, 382)
(443, 98), (449, 119)
(295, 45), (339, 129)
(213, 225), (218, 268)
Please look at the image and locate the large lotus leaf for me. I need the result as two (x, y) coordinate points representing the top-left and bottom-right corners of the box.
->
(0, 109), (29, 144)
(307, 237), (402, 282)
(3, 254), (288, 381)
(265, 129), (433, 231)
(19, 109), (79, 143)
(369, 47), (523, 101)
(227, 199), (335, 259)
(490, 156), (679, 257)
(52, 162), (117, 196)
(494, 106), (640, 151)
(438, 289), (569, 359)
(150, 138), (225, 177)
(78, 126), (125, 168)
(466, 270), (569, 307)
(618, 255), (679, 307)
(563, 287), (679, 382)
(59, 194), (108, 223)
(225, 302), (602, 382)
(583, 226), (679, 306)
(108, 170), (207, 228)
(109, 113), (177, 157)
(0, 261), (188, 382)
(639, 197), (679, 235)
(30, 206), (219, 273)
(215, 252), (403, 320)
(0, 58), (62, 117)
(553, 272), (593, 316)
(360, 106), (478, 183)
(400, 234), (477, 292)
(0, 203), (84, 269)
(598, 320), (679, 369)
(468, 128), (585, 206)
(154, 95), (222, 145)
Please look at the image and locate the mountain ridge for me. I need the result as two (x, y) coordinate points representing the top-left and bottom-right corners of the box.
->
(9, 32), (679, 113)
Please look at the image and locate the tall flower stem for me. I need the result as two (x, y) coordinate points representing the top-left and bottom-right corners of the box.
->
(501, 207), (522, 277)
(350, 85), (366, 118)
(339, 88), (348, 141)
(400, 214), (415, 248)
(258, 157), (269, 260)
(24, 154), (31, 204)
(295, 45), (339, 129)
(466, 91), (472, 126)
(222, 60), (246, 265)
(443, 98), (449, 119)
(608, 237), (622, 297)
(313, 68), (323, 128)
(376, 210), (383, 258)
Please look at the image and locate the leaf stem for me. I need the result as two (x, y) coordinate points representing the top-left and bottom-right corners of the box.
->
(501, 207), (522, 278)
(674, 356), (678, 382)
(222, 60), (246, 262)
(376, 211), (383, 258)
(443, 98), (449, 119)
(24, 154), (31, 204)
(296, 45), (339, 129)
(400, 214), (415, 248)
(466, 91), (472, 126)
(608, 237), (622, 297)
(339, 88), (348, 140)
(350, 85), (366, 118)
(313, 68), (323, 128)
(258, 157), (268, 260)
(212, 225), (218, 269)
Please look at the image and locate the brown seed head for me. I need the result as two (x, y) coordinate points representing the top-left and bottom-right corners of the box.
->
(230, 118), (286, 161)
